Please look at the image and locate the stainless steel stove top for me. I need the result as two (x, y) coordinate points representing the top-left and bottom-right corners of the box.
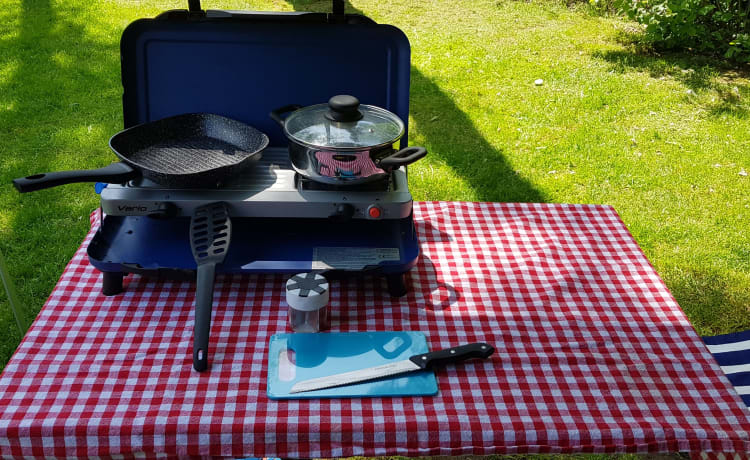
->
(100, 148), (413, 220)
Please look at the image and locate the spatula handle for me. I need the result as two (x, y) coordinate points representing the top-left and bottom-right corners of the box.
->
(193, 263), (216, 372)
(409, 342), (495, 370)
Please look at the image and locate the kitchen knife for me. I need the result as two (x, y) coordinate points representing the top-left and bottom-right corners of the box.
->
(289, 342), (495, 394)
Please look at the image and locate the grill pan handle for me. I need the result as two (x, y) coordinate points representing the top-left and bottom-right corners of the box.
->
(12, 162), (139, 193)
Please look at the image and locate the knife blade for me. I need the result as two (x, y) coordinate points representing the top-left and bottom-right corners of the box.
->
(289, 342), (495, 394)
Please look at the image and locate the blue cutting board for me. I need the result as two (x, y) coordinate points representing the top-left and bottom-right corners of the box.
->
(267, 331), (438, 399)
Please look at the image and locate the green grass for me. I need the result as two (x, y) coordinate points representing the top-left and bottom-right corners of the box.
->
(0, 0), (748, 376)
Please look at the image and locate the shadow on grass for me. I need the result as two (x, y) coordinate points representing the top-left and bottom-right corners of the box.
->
(282, 0), (546, 203)
(409, 71), (546, 202)
(0, 0), (120, 366)
(591, 41), (750, 119)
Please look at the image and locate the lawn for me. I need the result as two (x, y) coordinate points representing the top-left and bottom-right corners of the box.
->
(0, 0), (748, 377)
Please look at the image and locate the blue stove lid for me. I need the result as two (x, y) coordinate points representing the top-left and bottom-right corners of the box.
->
(120, 11), (412, 148)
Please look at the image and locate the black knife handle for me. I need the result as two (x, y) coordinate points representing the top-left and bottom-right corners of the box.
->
(409, 342), (495, 370)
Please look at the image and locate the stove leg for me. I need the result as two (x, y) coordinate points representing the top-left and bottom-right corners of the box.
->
(101, 272), (124, 296)
(386, 274), (407, 297)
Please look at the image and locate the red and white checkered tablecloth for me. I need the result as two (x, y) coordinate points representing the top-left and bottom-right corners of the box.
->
(1, 202), (749, 459)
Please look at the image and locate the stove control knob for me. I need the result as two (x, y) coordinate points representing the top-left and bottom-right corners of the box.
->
(330, 203), (355, 222)
(367, 205), (382, 219)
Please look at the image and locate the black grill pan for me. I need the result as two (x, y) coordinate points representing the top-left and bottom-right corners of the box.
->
(13, 113), (269, 192)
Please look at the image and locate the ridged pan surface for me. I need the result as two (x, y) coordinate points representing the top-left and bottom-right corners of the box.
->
(109, 113), (269, 187)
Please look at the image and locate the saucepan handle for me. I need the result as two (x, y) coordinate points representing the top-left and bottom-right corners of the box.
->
(269, 104), (303, 129)
(12, 162), (139, 193)
(378, 146), (427, 169)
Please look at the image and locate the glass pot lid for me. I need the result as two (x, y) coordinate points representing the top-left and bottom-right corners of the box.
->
(284, 95), (405, 149)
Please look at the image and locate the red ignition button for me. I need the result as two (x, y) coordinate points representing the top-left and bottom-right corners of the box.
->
(367, 206), (382, 219)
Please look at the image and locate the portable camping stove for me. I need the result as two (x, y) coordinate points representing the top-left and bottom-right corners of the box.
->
(86, 4), (421, 298)
(89, 148), (420, 297)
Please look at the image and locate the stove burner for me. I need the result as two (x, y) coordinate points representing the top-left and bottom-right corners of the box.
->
(296, 174), (391, 192)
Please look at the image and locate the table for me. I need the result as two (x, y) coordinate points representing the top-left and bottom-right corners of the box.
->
(1, 202), (749, 458)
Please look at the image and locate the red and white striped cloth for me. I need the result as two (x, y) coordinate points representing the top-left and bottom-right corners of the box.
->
(0, 202), (748, 459)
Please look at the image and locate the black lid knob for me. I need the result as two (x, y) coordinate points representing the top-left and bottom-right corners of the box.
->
(326, 95), (363, 122)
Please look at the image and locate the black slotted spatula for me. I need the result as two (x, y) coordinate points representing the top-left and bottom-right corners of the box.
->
(190, 202), (232, 372)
